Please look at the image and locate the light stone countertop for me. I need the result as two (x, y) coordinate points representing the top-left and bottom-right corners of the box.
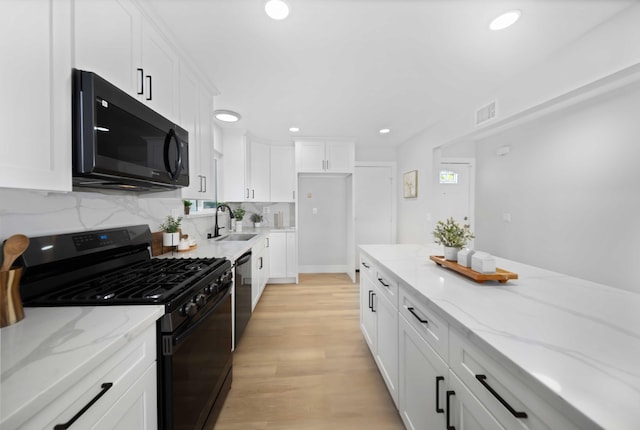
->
(156, 227), (295, 262)
(360, 244), (640, 430)
(0, 305), (164, 429)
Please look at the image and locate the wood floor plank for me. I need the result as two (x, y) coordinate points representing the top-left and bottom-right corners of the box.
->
(214, 274), (404, 429)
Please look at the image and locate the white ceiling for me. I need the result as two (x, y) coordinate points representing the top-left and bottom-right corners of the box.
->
(143, 0), (635, 147)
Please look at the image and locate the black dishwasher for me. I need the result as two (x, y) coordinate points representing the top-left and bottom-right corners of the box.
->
(234, 251), (252, 348)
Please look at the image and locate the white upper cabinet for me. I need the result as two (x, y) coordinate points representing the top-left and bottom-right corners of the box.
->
(73, 0), (141, 95)
(140, 19), (179, 120)
(246, 139), (270, 201)
(0, 0), (72, 192)
(74, 0), (178, 121)
(295, 140), (354, 173)
(270, 146), (295, 202)
(179, 66), (215, 200)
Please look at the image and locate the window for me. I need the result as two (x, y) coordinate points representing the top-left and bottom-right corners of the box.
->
(439, 170), (458, 184)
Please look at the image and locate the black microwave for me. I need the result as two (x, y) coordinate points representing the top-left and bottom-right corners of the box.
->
(72, 69), (189, 191)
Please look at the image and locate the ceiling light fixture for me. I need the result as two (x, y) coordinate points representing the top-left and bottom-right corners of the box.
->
(289, 127), (300, 132)
(214, 110), (241, 122)
(489, 10), (521, 31)
(379, 128), (391, 134)
(265, 0), (290, 20)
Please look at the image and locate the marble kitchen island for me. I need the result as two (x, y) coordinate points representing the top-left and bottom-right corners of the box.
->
(360, 244), (640, 430)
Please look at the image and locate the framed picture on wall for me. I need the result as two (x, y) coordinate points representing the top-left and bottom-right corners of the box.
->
(403, 170), (418, 198)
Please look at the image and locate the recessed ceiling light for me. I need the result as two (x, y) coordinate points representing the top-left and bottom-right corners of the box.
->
(489, 10), (521, 31)
(265, 0), (289, 20)
(289, 127), (300, 132)
(379, 128), (391, 134)
(214, 110), (241, 122)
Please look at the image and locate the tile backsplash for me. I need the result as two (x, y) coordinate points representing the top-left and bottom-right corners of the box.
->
(0, 189), (214, 241)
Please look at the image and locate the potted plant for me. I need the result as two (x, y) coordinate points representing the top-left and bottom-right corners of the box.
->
(159, 215), (182, 247)
(432, 217), (474, 261)
(250, 213), (263, 227)
(183, 200), (193, 215)
(233, 208), (246, 232)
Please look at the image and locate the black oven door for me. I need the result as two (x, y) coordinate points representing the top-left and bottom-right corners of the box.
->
(159, 288), (232, 430)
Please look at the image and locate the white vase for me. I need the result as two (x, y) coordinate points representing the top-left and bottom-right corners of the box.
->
(163, 232), (179, 247)
(254, 222), (262, 228)
(235, 223), (243, 232)
(443, 246), (460, 261)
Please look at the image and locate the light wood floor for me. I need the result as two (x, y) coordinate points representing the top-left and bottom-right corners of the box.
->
(214, 273), (405, 430)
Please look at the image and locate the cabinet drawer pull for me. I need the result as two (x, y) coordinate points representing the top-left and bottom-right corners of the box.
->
(475, 374), (528, 419)
(137, 68), (144, 94)
(371, 292), (376, 312)
(146, 75), (153, 100)
(407, 307), (428, 324)
(54, 382), (113, 429)
(361, 262), (370, 269)
(446, 390), (456, 430)
(377, 277), (390, 288)
(368, 290), (373, 309)
(435, 376), (444, 413)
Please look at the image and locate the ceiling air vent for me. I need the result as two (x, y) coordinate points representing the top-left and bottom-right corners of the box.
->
(475, 101), (497, 126)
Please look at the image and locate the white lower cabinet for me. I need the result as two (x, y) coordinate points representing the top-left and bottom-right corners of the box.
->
(23, 325), (157, 430)
(360, 256), (398, 407)
(252, 237), (270, 310)
(268, 231), (298, 283)
(359, 249), (582, 430)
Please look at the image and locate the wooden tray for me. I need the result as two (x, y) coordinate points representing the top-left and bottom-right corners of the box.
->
(430, 255), (518, 284)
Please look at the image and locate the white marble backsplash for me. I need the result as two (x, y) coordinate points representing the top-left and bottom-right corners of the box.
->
(0, 189), (215, 241)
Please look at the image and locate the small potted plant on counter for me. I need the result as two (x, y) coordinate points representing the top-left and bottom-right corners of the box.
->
(159, 215), (182, 247)
(250, 213), (263, 228)
(433, 217), (474, 261)
(233, 208), (246, 232)
(183, 200), (193, 215)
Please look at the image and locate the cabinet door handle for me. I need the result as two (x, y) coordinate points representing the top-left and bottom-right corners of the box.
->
(368, 290), (373, 309)
(475, 374), (528, 419)
(293, 190), (295, 200)
(266, 238), (269, 248)
(407, 307), (428, 324)
(246, 188), (250, 199)
(371, 292), (376, 312)
(326, 159), (329, 170)
(54, 382), (113, 429)
(259, 256), (263, 269)
(137, 68), (144, 94)
(202, 175), (207, 192)
(146, 75), (153, 100)
(446, 390), (456, 430)
(435, 376), (445, 413)
(252, 189), (255, 199)
(361, 262), (370, 269)
(377, 277), (390, 288)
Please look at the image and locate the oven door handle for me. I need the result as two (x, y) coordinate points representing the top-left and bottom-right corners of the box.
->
(170, 288), (231, 349)
(235, 252), (252, 266)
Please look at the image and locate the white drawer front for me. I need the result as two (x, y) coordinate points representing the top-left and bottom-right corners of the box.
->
(360, 254), (375, 281)
(374, 266), (399, 309)
(24, 325), (157, 430)
(449, 328), (580, 430)
(399, 286), (449, 361)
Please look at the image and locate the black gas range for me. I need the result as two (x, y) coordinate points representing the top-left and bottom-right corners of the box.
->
(18, 225), (233, 430)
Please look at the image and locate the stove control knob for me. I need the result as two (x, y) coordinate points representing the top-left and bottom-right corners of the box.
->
(204, 282), (217, 295)
(182, 302), (197, 317)
(195, 294), (207, 307)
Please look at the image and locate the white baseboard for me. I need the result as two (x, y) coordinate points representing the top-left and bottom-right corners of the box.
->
(298, 265), (349, 273)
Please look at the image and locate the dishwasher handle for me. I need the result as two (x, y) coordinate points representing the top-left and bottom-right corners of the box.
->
(235, 251), (252, 266)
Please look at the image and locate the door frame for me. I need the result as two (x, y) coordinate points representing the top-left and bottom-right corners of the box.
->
(437, 157), (475, 234)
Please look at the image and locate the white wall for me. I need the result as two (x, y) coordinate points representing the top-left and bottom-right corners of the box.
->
(475, 81), (640, 292)
(396, 3), (640, 288)
(297, 175), (349, 271)
(355, 145), (396, 162)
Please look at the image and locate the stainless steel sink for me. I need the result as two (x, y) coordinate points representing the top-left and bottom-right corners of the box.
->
(212, 233), (258, 242)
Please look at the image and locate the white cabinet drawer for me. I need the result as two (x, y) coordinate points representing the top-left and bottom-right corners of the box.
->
(23, 325), (156, 430)
(374, 265), (399, 309)
(359, 254), (375, 281)
(399, 286), (449, 361)
(449, 328), (580, 430)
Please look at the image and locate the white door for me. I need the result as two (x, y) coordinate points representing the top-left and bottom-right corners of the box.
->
(437, 161), (473, 230)
(355, 165), (395, 265)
